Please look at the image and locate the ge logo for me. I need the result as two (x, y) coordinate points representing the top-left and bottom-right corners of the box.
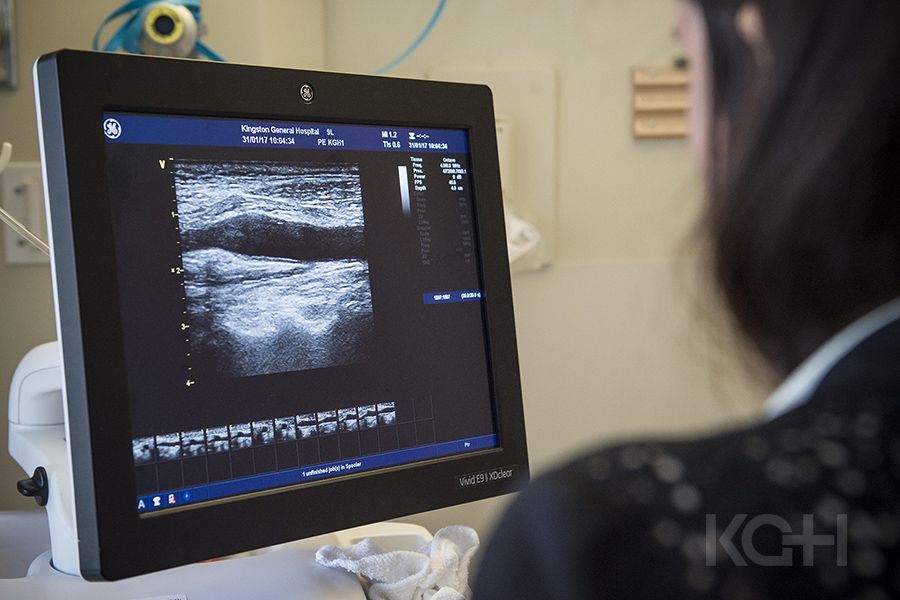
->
(103, 118), (122, 140)
(299, 83), (315, 104)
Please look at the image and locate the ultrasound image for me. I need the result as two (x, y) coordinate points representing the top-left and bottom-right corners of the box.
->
(230, 423), (253, 449)
(133, 436), (156, 464)
(174, 160), (374, 378)
(156, 433), (182, 461)
(253, 420), (276, 445)
(317, 410), (338, 435)
(338, 407), (359, 432)
(377, 402), (396, 426)
(181, 429), (207, 457)
(275, 417), (297, 442)
(358, 405), (378, 429)
(297, 413), (318, 438)
(206, 426), (230, 453)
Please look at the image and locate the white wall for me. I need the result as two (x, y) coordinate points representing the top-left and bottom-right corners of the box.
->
(323, 0), (771, 537)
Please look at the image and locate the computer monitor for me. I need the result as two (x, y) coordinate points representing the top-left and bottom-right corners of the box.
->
(34, 50), (528, 581)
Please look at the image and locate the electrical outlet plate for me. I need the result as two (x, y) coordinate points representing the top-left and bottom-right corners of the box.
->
(428, 66), (557, 265)
(1, 162), (49, 265)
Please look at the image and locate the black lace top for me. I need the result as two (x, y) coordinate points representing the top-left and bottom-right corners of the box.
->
(474, 320), (900, 599)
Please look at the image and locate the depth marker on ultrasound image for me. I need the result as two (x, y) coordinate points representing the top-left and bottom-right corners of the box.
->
(163, 156), (197, 389)
(173, 159), (375, 379)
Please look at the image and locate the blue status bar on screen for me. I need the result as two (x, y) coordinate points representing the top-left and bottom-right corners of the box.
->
(137, 433), (497, 514)
(102, 112), (469, 154)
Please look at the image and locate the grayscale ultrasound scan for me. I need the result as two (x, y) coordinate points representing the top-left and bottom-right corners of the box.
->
(175, 160), (374, 378)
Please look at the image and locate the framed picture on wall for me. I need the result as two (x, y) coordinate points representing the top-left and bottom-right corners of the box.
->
(0, 0), (16, 89)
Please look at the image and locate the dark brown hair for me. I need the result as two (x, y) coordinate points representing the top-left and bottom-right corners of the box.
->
(696, 0), (900, 375)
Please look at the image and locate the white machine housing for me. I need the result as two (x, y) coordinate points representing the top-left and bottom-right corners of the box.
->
(7, 341), (79, 575)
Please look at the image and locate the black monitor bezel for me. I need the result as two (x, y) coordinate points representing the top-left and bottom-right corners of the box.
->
(36, 50), (528, 581)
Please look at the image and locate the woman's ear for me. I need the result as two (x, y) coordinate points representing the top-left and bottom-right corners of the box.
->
(736, 3), (765, 48)
(736, 3), (771, 67)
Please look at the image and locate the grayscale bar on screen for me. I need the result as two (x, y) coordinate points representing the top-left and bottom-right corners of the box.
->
(398, 165), (411, 216)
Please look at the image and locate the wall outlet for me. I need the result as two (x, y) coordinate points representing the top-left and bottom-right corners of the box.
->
(1, 162), (49, 265)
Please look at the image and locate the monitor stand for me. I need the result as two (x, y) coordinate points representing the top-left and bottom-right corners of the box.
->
(3, 342), (431, 598)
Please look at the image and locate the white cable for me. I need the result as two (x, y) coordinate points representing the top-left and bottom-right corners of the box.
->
(0, 142), (51, 255)
(0, 205), (50, 255)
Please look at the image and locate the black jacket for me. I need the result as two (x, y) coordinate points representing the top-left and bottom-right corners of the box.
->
(474, 320), (900, 599)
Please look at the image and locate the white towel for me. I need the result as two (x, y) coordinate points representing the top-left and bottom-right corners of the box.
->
(315, 525), (479, 600)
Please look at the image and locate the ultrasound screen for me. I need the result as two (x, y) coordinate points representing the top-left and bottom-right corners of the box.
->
(102, 113), (498, 514)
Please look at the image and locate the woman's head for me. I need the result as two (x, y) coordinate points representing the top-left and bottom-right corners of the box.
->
(677, 0), (900, 376)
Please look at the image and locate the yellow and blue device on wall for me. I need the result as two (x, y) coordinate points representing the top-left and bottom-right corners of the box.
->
(93, 0), (224, 60)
